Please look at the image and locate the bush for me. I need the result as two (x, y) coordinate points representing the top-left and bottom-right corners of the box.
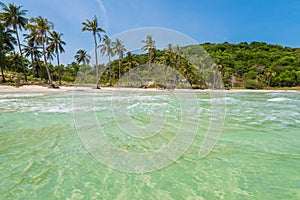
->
(62, 75), (75, 82)
(191, 84), (204, 89)
(245, 79), (260, 89)
(243, 70), (258, 79)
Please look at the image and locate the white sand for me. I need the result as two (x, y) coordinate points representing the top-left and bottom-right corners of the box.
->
(0, 85), (299, 94)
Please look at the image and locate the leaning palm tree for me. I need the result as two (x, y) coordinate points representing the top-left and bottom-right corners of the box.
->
(100, 35), (114, 86)
(0, 2), (28, 81)
(25, 16), (56, 87)
(75, 49), (91, 65)
(48, 31), (65, 84)
(112, 38), (126, 80)
(82, 15), (105, 89)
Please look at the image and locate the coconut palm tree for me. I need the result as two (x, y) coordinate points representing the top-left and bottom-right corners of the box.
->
(265, 69), (276, 88)
(25, 16), (56, 87)
(169, 44), (181, 84)
(22, 37), (42, 78)
(0, 23), (16, 82)
(75, 49), (91, 65)
(8, 51), (24, 73)
(161, 44), (174, 67)
(172, 45), (181, 68)
(82, 16), (105, 89)
(158, 49), (173, 80)
(100, 35), (114, 86)
(45, 46), (56, 83)
(141, 35), (157, 83)
(48, 31), (65, 84)
(23, 33), (42, 78)
(123, 52), (139, 86)
(124, 52), (138, 69)
(112, 38), (126, 80)
(0, 2), (28, 82)
(46, 45), (55, 65)
(141, 35), (156, 65)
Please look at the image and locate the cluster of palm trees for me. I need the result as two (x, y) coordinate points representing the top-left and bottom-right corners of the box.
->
(74, 28), (193, 88)
(76, 16), (127, 88)
(0, 2), (65, 87)
(76, 16), (161, 88)
(0, 3), (192, 88)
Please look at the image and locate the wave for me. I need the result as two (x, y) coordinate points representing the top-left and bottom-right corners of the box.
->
(267, 97), (292, 102)
(1, 93), (45, 98)
(199, 97), (238, 104)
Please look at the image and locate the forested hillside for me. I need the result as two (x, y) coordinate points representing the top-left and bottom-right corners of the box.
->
(200, 42), (300, 88)
(98, 42), (300, 89)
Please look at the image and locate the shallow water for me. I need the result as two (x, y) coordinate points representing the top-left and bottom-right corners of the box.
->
(0, 91), (300, 199)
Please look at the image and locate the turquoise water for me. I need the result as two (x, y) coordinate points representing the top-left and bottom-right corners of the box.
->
(1, 91), (300, 199)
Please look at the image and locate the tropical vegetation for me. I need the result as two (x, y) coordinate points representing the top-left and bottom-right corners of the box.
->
(1, 2), (300, 89)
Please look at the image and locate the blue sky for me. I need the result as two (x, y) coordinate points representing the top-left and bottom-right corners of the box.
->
(2, 0), (300, 64)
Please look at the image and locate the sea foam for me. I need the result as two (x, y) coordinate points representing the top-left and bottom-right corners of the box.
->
(267, 97), (292, 102)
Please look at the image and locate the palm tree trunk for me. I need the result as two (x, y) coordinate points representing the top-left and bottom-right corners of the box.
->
(39, 64), (43, 80)
(35, 56), (42, 80)
(118, 58), (122, 86)
(118, 58), (121, 81)
(56, 47), (61, 85)
(1, 65), (5, 82)
(129, 63), (132, 86)
(93, 33), (100, 89)
(12, 50), (16, 72)
(42, 36), (53, 85)
(109, 55), (112, 86)
(148, 49), (151, 67)
(15, 28), (27, 82)
(30, 53), (36, 77)
(175, 55), (180, 84)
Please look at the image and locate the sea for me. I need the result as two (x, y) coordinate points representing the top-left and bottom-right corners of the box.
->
(1, 91), (299, 199)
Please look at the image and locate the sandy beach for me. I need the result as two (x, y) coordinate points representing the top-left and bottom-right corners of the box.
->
(0, 85), (299, 94)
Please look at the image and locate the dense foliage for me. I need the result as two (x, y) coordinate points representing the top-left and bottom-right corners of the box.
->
(201, 42), (300, 88)
(97, 42), (300, 89)
(1, 2), (299, 89)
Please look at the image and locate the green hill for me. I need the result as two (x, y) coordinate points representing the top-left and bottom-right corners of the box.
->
(98, 42), (300, 89)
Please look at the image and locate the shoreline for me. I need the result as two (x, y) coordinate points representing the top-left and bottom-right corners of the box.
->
(0, 85), (299, 94)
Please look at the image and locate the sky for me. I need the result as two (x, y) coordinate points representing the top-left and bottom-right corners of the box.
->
(2, 0), (300, 65)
